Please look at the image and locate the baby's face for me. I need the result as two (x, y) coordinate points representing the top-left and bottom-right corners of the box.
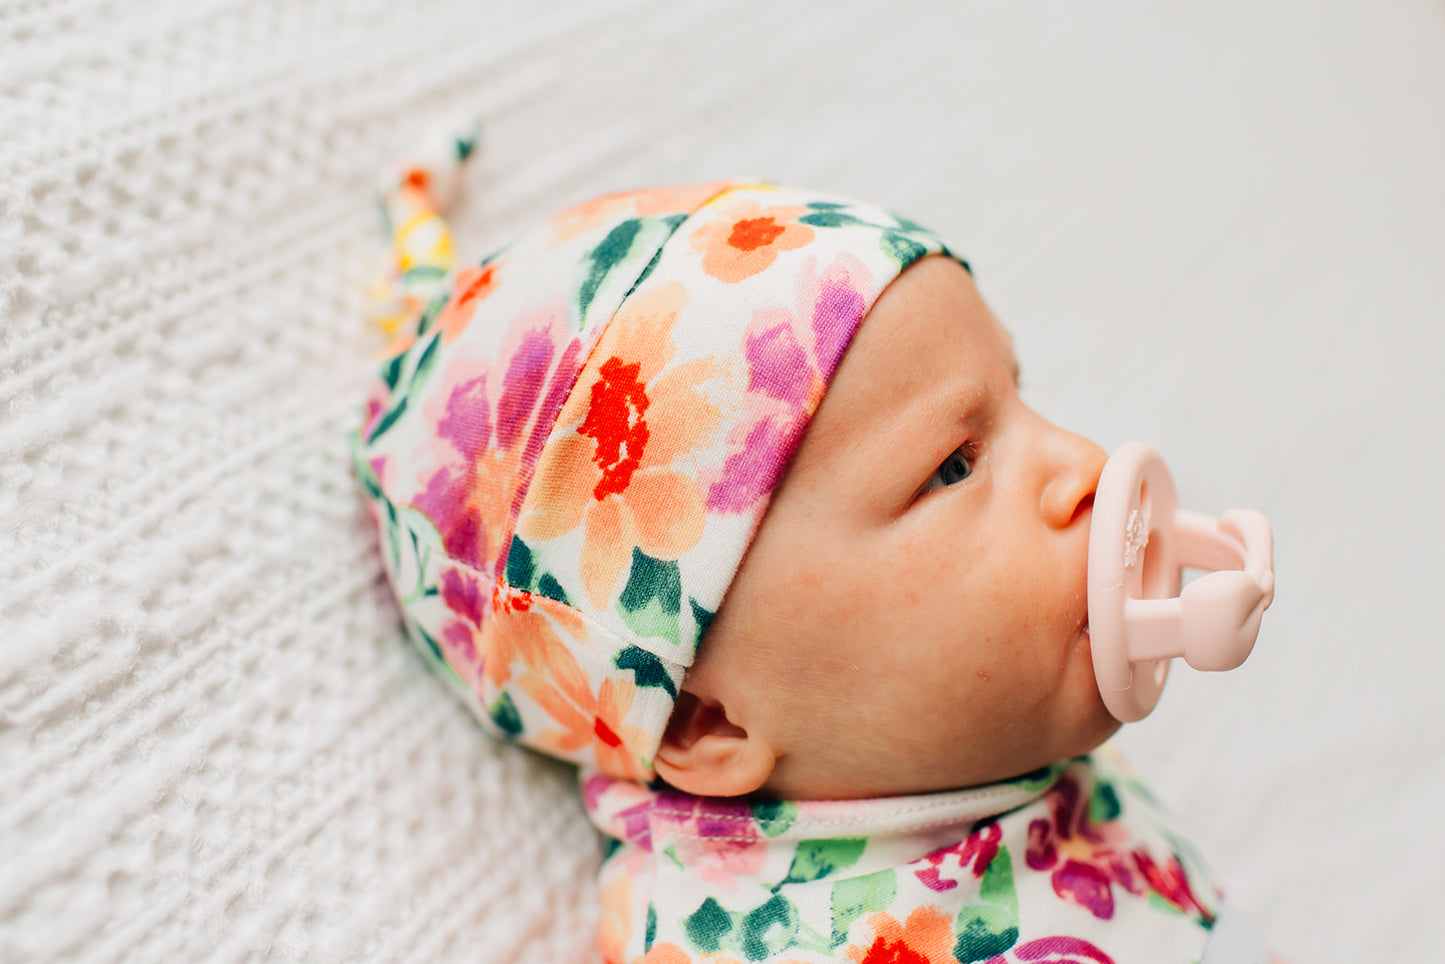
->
(667, 256), (1119, 800)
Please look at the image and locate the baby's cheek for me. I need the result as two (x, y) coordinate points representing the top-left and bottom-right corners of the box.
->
(784, 557), (871, 630)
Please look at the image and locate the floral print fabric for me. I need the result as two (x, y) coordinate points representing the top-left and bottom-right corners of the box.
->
(354, 170), (964, 780)
(584, 753), (1229, 964)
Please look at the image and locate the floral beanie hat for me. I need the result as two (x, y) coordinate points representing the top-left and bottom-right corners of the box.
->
(353, 134), (968, 783)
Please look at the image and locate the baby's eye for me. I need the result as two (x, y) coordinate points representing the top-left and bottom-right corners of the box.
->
(921, 444), (975, 495)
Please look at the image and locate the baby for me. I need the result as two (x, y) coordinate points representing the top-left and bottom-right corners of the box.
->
(353, 133), (1273, 964)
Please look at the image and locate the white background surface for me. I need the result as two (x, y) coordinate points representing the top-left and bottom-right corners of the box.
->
(3, 1), (1443, 960)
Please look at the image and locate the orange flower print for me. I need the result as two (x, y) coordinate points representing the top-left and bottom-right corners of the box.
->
(520, 658), (650, 781)
(517, 282), (725, 608)
(550, 181), (734, 243)
(431, 261), (502, 343)
(480, 581), (587, 689)
(598, 871), (636, 964)
(642, 946), (695, 964)
(845, 908), (956, 964)
(488, 590), (648, 778)
(690, 200), (815, 283)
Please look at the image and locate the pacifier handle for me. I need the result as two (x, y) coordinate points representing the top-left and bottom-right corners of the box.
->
(1087, 443), (1275, 722)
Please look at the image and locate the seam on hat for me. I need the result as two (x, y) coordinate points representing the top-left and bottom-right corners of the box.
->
(356, 461), (691, 682)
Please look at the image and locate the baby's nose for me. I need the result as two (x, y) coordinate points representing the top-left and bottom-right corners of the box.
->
(1040, 429), (1108, 529)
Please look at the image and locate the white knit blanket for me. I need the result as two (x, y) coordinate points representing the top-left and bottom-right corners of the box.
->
(4, 1), (1443, 960)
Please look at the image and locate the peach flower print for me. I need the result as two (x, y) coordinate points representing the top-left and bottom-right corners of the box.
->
(413, 301), (582, 578)
(550, 181), (734, 243)
(518, 653), (649, 781)
(431, 260), (503, 344)
(480, 581), (588, 689)
(845, 907), (957, 964)
(598, 869), (638, 964)
(690, 199), (815, 283)
(517, 282), (726, 608)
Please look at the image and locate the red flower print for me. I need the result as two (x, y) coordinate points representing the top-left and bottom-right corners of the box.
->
(729, 216), (786, 251)
(1132, 848), (1216, 925)
(690, 199), (815, 282)
(845, 908), (956, 964)
(579, 356), (651, 499)
(516, 282), (723, 608)
(915, 821), (1002, 892)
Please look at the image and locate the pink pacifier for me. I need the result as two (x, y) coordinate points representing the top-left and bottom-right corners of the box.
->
(1087, 442), (1275, 722)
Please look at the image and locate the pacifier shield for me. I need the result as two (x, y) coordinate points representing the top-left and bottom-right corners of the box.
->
(1088, 442), (1181, 722)
(1087, 442), (1274, 723)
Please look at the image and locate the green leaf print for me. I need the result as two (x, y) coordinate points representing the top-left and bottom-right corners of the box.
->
(688, 597), (716, 649)
(953, 843), (1020, 963)
(683, 897), (737, 954)
(781, 838), (867, 886)
(536, 572), (569, 605)
(579, 219), (641, 319)
(400, 264), (447, 287)
(488, 691), (523, 737)
(503, 534), (569, 603)
(577, 215), (691, 328)
(626, 213), (688, 296)
(830, 870), (897, 949)
(409, 331), (443, 387)
(799, 210), (870, 230)
(740, 894), (800, 961)
(412, 288), (448, 338)
(366, 396), (408, 443)
(751, 798), (800, 838)
(891, 213), (931, 235)
(454, 126), (480, 162)
(1012, 761), (1067, 794)
(381, 351), (406, 393)
(880, 231), (928, 270)
(1089, 779), (1123, 825)
(505, 534), (535, 590)
(613, 646), (677, 698)
(350, 430), (384, 499)
(410, 623), (450, 677)
(682, 893), (814, 961)
(618, 549), (681, 646)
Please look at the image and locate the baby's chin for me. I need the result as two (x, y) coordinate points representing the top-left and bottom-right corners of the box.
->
(1049, 656), (1124, 757)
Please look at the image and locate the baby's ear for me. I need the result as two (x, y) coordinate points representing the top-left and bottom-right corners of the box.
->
(653, 691), (776, 798)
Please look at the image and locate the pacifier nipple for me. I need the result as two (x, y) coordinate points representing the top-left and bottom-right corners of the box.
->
(1086, 443), (1275, 722)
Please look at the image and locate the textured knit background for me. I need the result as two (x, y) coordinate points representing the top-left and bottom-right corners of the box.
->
(3, 1), (1443, 961)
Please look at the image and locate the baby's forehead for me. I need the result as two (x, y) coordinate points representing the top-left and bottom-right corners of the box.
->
(847, 255), (1020, 387)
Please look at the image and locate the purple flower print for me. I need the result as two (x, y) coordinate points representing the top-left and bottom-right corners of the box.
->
(413, 325), (583, 576)
(1024, 776), (1141, 920)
